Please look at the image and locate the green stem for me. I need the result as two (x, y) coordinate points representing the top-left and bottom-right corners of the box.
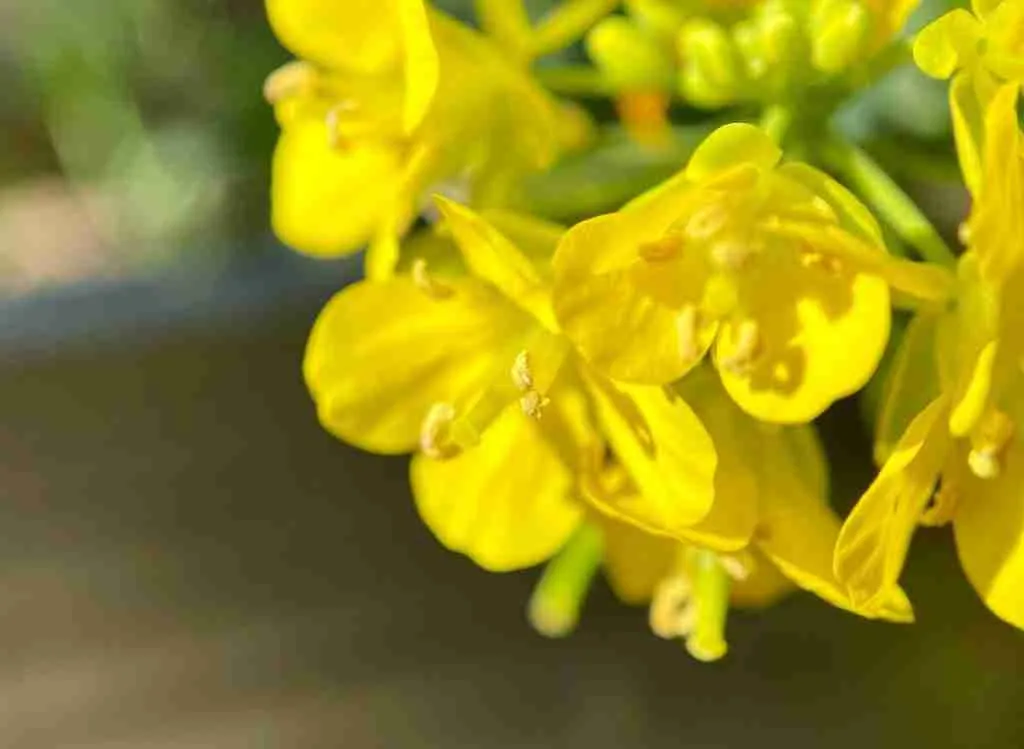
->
(686, 549), (730, 663)
(534, 64), (617, 97)
(823, 136), (957, 268)
(759, 105), (792, 148)
(527, 523), (604, 638)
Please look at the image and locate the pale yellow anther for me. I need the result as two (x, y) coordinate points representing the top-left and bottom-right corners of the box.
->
(511, 350), (534, 392)
(685, 203), (729, 241)
(958, 221), (973, 248)
(968, 410), (1015, 480)
(419, 402), (462, 460)
(649, 574), (695, 640)
(325, 101), (359, 149)
(719, 555), (751, 582)
(638, 235), (683, 263)
(676, 305), (703, 363)
(263, 61), (317, 104)
(709, 238), (752, 270)
(800, 250), (837, 272)
(411, 258), (454, 299)
(520, 390), (550, 419)
(720, 319), (761, 375)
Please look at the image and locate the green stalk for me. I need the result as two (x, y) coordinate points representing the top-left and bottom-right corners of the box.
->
(823, 136), (957, 268)
(527, 523), (604, 638)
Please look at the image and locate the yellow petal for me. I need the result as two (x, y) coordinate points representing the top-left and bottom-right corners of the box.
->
(717, 264), (891, 424)
(398, 0), (439, 132)
(969, 84), (1024, 284)
(954, 441), (1024, 629)
(950, 73), (986, 197)
(875, 311), (942, 464)
(597, 513), (677, 605)
(674, 369), (760, 549)
(266, 0), (403, 74)
(938, 255), (1001, 437)
(304, 277), (530, 454)
(834, 397), (949, 611)
(755, 424), (911, 621)
(581, 374), (724, 546)
(410, 404), (583, 572)
(435, 197), (556, 329)
(271, 116), (405, 257)
(553, 212), (715, 384)
(684, 123), (782, 182)
(776, 162), (884, 245)
(728, 552), (794, 609)
(912, 9), (981, 80)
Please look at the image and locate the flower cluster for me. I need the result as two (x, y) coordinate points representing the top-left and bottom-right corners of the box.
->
(265, 0), (1024, 659)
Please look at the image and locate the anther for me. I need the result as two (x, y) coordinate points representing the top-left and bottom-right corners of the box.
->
(719, 555), (751, 582)
(511, 350), (534, 392)
(719, 320), (761, 375)
(968, 409), (1015, 480)
(263, 61), (316, 103)
(325, 101), (359, 149)
(958, 221), (973, 248)
(649, 574), (695, 640)
(411, 258), (453, 299)
(520, 390), (550, 419)
(685, 203), (729, 241)
(709, 238), (752, 270)
(800, 249), (843, 275)
(638, 235), (683, 263)
(419, 403), (462, 460)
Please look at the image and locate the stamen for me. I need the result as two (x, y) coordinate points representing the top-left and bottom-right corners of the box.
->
(719, 320), (761, 375)
(520, 390), (550, 419)
(676, 305), (703, 364)
(411, 258), (453, 299)
(649, 573), (694, 640)
(684, 550), (730, 663)
(719, 555), (751, 582)
(968, 409), (1015, 480)
(800, 249), (843, 275)
(511, 350), (534, 392)
(921, 481), (958, 526)
(709, 238), (752, 270)
(419, 403), (462, 460)
(263, 61), (317, 103)
(649, 551), (731, 662)
(638, 235), (683, 263)
(325, 100), (359, 149)
(528, 524), (604, 638)
(958, 221), (973, 248)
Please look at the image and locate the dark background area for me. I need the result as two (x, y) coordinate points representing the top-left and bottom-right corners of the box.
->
(0, 0), (1021, 745)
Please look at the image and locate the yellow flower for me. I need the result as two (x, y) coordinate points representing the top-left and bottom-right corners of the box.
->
(836, 88), (1024, 628)
(264, 0), (583, 274)
(552, 123), (948, 424)
(304, 199), (725, 571)
(913, 0), (1024, 194)
(595, 368), (912, 659)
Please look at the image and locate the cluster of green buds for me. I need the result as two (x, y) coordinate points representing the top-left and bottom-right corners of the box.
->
(585, 0), (917, 110)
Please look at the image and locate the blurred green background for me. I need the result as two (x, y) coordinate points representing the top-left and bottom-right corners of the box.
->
(0, 0), (1021, 747)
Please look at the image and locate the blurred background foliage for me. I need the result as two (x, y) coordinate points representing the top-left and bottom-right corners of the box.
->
(0, 0), (966, 297)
